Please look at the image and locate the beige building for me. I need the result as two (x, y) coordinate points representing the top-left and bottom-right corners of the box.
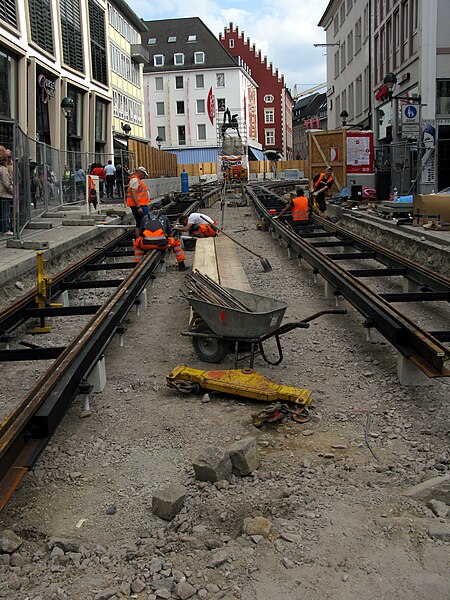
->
(0, 0), (147, 164)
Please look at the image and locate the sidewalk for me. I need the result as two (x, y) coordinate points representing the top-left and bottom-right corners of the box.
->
(0, 199), (133, 287)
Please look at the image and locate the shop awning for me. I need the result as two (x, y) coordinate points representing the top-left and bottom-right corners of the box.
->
(249, 146), (266, 161)
(172, 147), (219, 164)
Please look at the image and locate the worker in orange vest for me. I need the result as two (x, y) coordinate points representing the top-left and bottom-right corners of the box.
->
(176, 213), (217, 238)
(311, 166), (334, 215)
(273, 188), (311, 222)
(88, 175), (98, 210)
(134, 204), (188, 271)
(126, 166), (150, 237)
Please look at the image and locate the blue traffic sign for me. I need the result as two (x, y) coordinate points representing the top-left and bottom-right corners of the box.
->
(404, 105), (417, 119)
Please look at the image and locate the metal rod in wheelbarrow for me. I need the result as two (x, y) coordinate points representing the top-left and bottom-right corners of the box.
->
(212, 226), (273, 273)
(257, 309), (347, 343)
(191, 271), (253, 312)
(187, 274), (246, 310)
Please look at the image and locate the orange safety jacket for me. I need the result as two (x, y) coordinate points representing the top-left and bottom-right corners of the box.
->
(126, 176), (149, 207)
(192, 223), (217, 237)
(313, 173), (333, 191)
(291, 196), (309, 221)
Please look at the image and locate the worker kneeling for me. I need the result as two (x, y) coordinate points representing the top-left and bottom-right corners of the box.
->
(177, 213), (217, 238)
(134, 204), (188, 271)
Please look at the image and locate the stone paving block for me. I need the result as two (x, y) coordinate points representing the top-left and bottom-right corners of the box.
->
(403, 474), (450, 504)
(6, 240), (49, 250)
(152, 484), (186, 520)
(26, 222), (53, 229)
(228, 437), (260, 476)
(62, 219), (96, 226)
(193, 446), (232, 482)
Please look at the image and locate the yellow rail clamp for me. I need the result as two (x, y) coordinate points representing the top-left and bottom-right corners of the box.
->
(167, 365), (312, 406)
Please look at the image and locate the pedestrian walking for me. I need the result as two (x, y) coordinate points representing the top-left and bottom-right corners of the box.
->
(176, 212), (217, 238)
(126, 166), (150, 237)
(115, 163), (124, 198)
(90, 162), (106, 200)
(104, 160), (116, 198)
(0, 155), (13, 235)
(74, 164), (86, 201)
(310, 166), (334, 215)
(134, 204), (188, 271)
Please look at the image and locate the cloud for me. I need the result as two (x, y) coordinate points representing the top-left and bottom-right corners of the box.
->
(127, 0), (330, 90)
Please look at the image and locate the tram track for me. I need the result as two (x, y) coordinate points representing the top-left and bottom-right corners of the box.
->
(0, 195), (209, 511)
(247, 183), (450, 379)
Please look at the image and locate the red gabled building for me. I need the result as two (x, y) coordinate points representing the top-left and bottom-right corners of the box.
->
(219, 23), (293, 160)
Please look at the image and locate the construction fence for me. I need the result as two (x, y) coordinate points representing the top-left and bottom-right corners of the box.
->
(176, 159), (309, 178)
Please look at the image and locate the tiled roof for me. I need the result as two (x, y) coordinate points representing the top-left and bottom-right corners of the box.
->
(142, 17), (237, 73)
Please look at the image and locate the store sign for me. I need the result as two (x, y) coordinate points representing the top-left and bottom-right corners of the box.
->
(401, 104), (420, 138)
(207, 87), (215, 125)
(37, 74), (56, 104)
(346, 131), (374, 173)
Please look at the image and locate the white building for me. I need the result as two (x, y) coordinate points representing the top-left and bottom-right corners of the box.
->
(142, 17), (261, 164)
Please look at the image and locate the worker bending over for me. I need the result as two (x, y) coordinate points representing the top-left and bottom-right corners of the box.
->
(176, 212), (217, 238)
(310, 166), (334, 215)
(134, 204), (188, 271)
(273, 188), (311, 222)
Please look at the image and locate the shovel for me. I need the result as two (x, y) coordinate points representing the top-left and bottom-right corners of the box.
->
(213, 225), (272, 272)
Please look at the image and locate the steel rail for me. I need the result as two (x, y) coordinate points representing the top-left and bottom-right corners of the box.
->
(0, 197), (206, 511)
(247, 186), (450, 377)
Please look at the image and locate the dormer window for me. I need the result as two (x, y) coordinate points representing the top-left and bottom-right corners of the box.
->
(187, 35), (197, 42)
(174, 53), (184, 65)
(154, 54), (164, 67)
(168, 36), (176, 42)
(148, 37), (156, 45)
(194, 51), (205, 64)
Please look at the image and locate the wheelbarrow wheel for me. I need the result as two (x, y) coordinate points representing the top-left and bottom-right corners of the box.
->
(192, 324), (229, 363)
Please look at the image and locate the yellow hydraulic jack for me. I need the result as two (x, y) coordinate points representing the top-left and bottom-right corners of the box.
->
(167, 365), (312, 407)
(27, 251), (61, 334)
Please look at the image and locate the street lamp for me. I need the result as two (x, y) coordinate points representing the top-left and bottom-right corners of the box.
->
(156, 135), (162, 150)
(383, 72), (397, 100)
(340, 110), (349, 126)
(121, 122), (131, 137)
(61, 96), (75, 121)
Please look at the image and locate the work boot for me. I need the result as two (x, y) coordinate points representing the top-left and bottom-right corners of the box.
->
(178, 261), (189, 272)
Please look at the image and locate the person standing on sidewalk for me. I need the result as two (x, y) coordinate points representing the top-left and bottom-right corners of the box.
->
(126, 166), (150, 237)
(104, 160), (116, 199)
(0, 155), (13, 236)
(90, 162), (106, 200)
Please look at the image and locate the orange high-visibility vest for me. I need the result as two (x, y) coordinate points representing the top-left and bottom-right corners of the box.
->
(192, 222), (217, 237)
(126, 176), (149, 207)
(314, 173), (333, 191)
(138, 227), (169, 249)
(291, 196), (309, 221)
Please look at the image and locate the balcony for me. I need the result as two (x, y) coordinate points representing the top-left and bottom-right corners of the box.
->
(130, 44), (149, 64)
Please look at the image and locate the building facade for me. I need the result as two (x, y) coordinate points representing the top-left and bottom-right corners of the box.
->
(0, 0), (146, 163)
(141, 17), (260, 165)
(319, 0), (450, 194)
(219, 23), (293, 160)
(292, 92), (327, 160)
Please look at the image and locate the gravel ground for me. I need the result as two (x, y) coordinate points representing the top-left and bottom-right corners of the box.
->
(0, 200), (449, 600)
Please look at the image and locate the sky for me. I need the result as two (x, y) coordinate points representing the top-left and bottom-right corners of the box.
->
(126, 0), (331, 94)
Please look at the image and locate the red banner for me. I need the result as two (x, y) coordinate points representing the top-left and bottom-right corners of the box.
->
(207, 87), (215, 125)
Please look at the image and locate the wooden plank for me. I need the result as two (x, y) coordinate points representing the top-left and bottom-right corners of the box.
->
(192, 238), (219, 282)
(214, 236), (251, 292)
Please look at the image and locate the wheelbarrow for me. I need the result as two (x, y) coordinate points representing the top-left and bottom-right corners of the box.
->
(182, 287), (346, 366)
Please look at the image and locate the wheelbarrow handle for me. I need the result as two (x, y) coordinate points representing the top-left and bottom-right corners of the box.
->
(301, 309), (347, 323)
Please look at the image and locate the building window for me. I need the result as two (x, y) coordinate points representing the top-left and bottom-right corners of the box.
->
(333, 14), (339, 35)
(340, 3), (345, 25)
(197, 124), (206, 140)
(229, 39), (234, 48)
(402, 1), (409, 59)
(265, 129), (275, 145)
(154, 54), (164, 67)
(155, 77), (163, 91)
(0, 48), (18, 119)
(176, 101), (185, 115)
(263, 94), (274, 103)
(412, 0), (418, 32)
(264, 108), (274, 124)
(66, 84), (83, 149)
(437, 80), (450, 114)
(355, 18), (362, 53)
(363, 2), (369, 38)
(168, 36), (176, 42)
(347, 0), (352, 12)
(94, 97), (107, 155)
(156, 101), (164, 116)
(217, 98), (226, 112)
(157, 126), (166, 142)
(194, 52), (205, 64)
(174, 53), (184, 66)
(394, 10), (400, 68)
(348, 82), (354, 119)
(187, 34), (196, 42)
(334, 50), (340, 78)
(0, 0), (17, 27)
(147, 37), (156, 45)
(60, 0), (84, 72)
(88, 0), (107, 84)
(355, 75), (362, 116)
(196, 99), (205, 114)
(175, 76), (183, 89)
(347, 31), (353, 62)
(340, 41), (346, 72)
(216, 73), (225, 87)
(28, 0), (54, 54)
(178, 125), (186, 145)
(195, 74), (204, 88)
